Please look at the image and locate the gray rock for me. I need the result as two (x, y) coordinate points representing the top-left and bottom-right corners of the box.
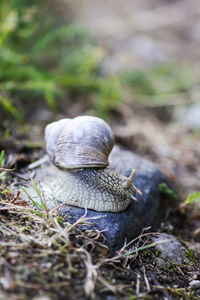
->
(152, 233), (187, 268)
(21, 145), (177, 249)
(189, 280), (200, 289)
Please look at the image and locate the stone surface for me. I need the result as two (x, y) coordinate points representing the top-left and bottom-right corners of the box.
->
(151, 233), (187, 268)
(21, 145), (177, 249)
(189, 280), (200, 289)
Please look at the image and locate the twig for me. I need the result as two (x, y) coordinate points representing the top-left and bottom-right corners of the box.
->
(136, 273), (141, 294)
(118, 230), (162, 253)
(0, 167), (15, 172)
(143, 266), (151, 292)
(28, 154), (49, 170)
(11, 190), (21, 203)
(10, 171), (29, 181)
(150, 272), (172, 300)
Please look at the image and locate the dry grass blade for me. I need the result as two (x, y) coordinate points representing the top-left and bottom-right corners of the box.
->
(76, 248), (98, 298)
(0, 167), (15, 172)
(143, 266), (151, 292)
(122, 239), (170, 256)
(66, 208), (106, 233)
(98, 276), (128, 294)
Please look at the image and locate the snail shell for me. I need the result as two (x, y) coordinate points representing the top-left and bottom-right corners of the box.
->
(45, 118), (71, 162)
(55, 116), (114, 169)
(44, 116), (141, 212)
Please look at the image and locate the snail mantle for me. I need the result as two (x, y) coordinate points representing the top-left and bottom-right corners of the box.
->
(23, 117), (177, 249)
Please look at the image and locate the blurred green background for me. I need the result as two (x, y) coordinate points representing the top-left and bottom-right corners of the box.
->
(0, 0), (198, 124)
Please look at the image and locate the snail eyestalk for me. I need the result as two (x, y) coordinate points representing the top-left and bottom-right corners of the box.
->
(124, 169), (142, 195)
(125, 169), (136, 188)
(129, 193), (138, 202)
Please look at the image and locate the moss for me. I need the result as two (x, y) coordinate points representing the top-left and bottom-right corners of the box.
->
(158, 182), (178, 201)
(185, 249), (199, 264)
(167, 287), (199, 300)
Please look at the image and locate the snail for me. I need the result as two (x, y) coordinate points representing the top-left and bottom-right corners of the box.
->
(43, 116), (142, 212)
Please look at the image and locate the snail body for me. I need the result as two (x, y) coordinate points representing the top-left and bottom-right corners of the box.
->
(44, 116), (141, 212)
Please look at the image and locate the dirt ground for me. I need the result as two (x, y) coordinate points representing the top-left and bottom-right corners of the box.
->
(57, 0), (200, 73)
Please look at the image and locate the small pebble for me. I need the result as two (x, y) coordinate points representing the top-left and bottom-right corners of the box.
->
(189, 280), (200, 289)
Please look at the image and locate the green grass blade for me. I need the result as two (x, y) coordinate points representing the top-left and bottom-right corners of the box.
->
(30, 209), (45, 218)
(123, 239), (169, 256)
(31, 25), (88, 58)
(44, 90), (57, 111)
(0, 95), (24, 122)
(30, 177), (47, 210)
(0, 150), (5, 168)
(21, 186), (43, 210)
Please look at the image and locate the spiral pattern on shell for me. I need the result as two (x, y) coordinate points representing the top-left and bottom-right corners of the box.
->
(45, 116), (115, 169)
(45, 118), (71, 162)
